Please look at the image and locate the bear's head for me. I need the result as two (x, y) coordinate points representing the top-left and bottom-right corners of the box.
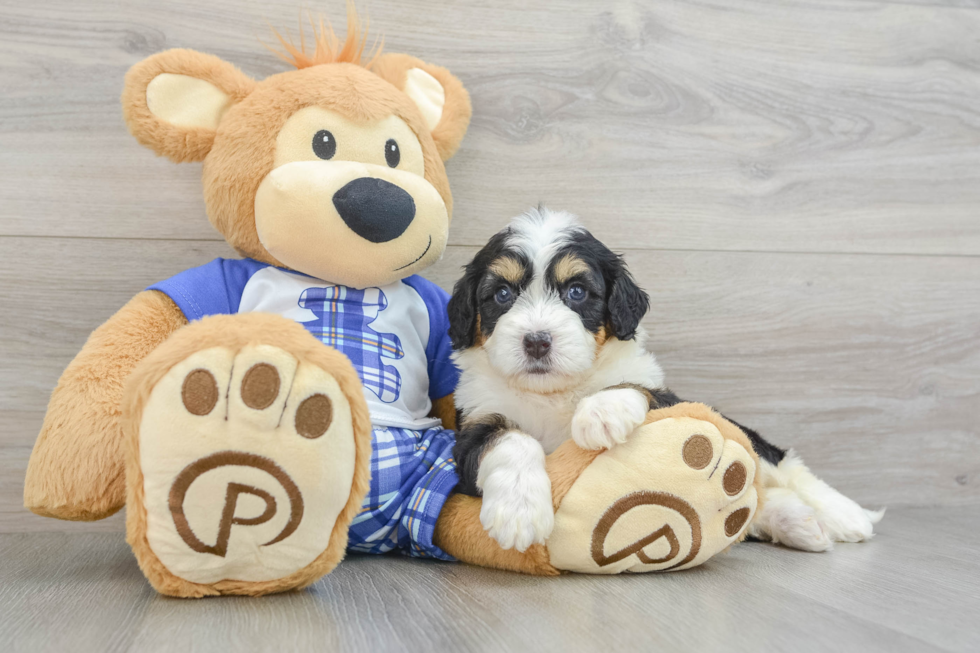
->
(121, 14), (471, 288)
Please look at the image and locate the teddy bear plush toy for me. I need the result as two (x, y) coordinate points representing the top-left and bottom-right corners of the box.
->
(23, 13), (761, 597)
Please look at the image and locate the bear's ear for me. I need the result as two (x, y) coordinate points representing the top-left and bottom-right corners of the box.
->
(121, 49), (256, 163)
(371, 53), (472, 161)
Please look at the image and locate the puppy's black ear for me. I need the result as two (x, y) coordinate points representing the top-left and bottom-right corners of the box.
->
(448, 266), (480, 350)
(449, 230), (511, 349)
(607, 259), (649, 340)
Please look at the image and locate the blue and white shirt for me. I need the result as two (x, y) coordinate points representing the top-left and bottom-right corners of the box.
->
(149, 259), (458, 430)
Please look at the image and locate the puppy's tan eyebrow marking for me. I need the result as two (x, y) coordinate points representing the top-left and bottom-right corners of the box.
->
(488, 256), (526, 284)
(553, 254), (590, 284)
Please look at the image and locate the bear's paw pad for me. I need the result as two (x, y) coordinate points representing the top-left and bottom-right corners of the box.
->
(548, 417), (757, 574)
(135, 345), (356, 585)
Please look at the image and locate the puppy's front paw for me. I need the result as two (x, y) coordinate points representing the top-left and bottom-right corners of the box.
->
(480, 470), (554, 552)
(476, 431), (554, 551)
(572, 388), (649, 450)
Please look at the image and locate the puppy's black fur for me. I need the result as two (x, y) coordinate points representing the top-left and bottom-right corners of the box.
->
(452, 413), (515, 497)
(447, 231), (527, 349)
(549, 231), (650, 340)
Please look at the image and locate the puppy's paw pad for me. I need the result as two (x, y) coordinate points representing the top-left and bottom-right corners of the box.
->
(572, 389), (649, 450)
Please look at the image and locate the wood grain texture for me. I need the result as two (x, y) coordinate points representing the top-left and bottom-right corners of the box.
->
(1, 508), (978, 653)
(1, 0), (979, 254)
(1, 235), (977, 532)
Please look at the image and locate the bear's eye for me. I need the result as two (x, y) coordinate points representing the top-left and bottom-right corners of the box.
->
(385, 139), (400, 168)
(313, 130), (336, 160)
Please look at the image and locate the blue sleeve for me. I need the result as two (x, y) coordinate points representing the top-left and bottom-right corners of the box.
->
(402, 275), (460, 400)
(147, 258), (269, 321)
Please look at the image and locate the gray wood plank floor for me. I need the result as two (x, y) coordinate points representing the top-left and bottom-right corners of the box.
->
(2, 507), (978, 653)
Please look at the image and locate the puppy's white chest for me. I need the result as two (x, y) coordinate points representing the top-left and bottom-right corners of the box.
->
(488, 387), (580, 453)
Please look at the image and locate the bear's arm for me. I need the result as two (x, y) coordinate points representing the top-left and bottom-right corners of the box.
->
(24, 290), (187, 521)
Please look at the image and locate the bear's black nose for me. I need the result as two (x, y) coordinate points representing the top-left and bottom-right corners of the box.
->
(332, 177), (416, 243)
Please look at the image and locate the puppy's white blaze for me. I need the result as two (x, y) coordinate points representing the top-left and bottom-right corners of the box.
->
(480, 207), (614, 394)
(455, 204), (662, 449)
(477, 431), (554, 551)
(507, 207), (585, 305)
(751, 453), (884, 549)
(572, 387), (650, 450)
(506, 207), (583, 271)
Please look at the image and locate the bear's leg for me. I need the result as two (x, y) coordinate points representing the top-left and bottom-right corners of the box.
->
(435, 402), (761, 575)
(122, 313), (372, 597)
(435, 493), (561, 575)
(24, 290), (187, 521)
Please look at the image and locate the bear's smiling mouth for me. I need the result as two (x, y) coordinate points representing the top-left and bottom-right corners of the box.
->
(393, 235), (432, 272)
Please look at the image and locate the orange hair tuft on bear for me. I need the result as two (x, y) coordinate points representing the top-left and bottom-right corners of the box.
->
(266, 3), (384, 70)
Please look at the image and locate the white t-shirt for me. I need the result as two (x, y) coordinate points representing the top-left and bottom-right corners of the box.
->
(149, 258), (458, 430)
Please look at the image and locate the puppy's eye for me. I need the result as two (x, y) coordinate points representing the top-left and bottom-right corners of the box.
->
(313, 130), (336, 160)
(385, 139), (400, 167)
(494, 287), (513, 304)
(567, 284), (587, 302)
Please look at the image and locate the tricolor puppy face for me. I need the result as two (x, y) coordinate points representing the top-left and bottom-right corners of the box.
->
(449, 208), (650, 393)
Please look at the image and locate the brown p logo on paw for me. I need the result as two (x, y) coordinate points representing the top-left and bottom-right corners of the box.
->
(168, 451), (304, 557)
(591, 492), (701, 569)
(588, 433), (752, 570)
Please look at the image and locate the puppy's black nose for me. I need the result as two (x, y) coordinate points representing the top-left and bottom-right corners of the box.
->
(523, 332), (552, 360)
(332, 177), (416, 243)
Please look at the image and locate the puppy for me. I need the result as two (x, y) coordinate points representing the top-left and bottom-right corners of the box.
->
(448, 207), (883, 553)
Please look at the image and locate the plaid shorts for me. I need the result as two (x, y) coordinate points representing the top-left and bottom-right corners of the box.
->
(347, 426), (459, 560)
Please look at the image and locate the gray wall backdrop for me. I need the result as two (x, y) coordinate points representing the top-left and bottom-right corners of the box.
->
(1, 0), (978, 533)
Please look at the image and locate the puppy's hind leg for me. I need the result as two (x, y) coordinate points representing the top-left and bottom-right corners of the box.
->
(751, 453), (885, 551)
(748, 486), (833, 552)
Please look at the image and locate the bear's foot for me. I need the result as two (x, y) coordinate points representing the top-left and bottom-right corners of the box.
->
(547, 406), (759, 573)
(122, 314), (371, 597)
(435, 403), (760, 576)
